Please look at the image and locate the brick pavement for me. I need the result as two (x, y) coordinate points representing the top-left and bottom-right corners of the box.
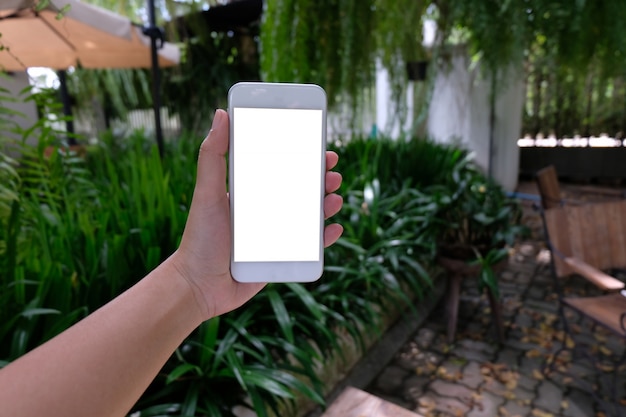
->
(366, 240), (626, 417)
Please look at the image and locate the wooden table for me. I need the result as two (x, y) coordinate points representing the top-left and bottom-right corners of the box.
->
(321, 387), (424, 417)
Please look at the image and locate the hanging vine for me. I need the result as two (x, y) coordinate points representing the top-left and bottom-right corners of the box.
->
(260, 0), (430, 125)
(261, 0), (380, 109)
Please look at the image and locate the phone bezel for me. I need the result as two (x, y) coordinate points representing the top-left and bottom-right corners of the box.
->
(227, 82), (327, 283)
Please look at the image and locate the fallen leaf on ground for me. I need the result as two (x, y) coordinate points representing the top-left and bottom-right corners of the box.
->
(594, 333), (608, 343)
(596, 363), (615, 372)
(418, 396), (436, 409)
(531, 409), (554, 417)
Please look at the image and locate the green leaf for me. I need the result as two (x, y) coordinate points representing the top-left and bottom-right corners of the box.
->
(285, 282), (324, 322)
(239, 369), (296, 399)
(35, 0), (50, 11)
(166, 363), (201, 385)
(247, 386), (270, 417)
(267, 287), (295, 344)
(224, 349), (246, 389)
(180, 384), (199, 416)
(20, 308), (60, 319)
(473, 212), (494, 224)
(133, 403), (181, 416)
(198, 317), (220, 369)
(333, 237), (367, 254)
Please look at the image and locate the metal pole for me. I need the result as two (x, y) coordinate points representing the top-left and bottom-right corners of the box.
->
(488, 70), (496, 179)
(57, 70), (77, 145)
(145, 0), (165, 156)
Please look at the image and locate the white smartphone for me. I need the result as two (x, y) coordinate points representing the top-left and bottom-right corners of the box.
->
(228, 82), (327, 283)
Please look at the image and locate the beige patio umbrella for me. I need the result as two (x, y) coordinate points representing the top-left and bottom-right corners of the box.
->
(0, 0), (180, 149)
(0, 0), (179, 70)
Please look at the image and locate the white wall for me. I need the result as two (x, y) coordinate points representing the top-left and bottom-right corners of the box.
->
(375, 60), (415, 139)
(491, 67), (525, 191)
(0, 71), (39, 147)
(427, 47), (525, 191)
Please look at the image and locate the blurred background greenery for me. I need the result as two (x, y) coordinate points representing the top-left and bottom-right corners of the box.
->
(59, 0), (626, 141)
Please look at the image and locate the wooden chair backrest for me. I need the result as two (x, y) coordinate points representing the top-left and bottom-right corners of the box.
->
(536, 165), (562, 209)
(544, 200), (626, 277)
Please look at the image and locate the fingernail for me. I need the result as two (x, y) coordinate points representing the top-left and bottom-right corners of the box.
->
(209, 109), (223, 134)
(213, 109), (224, 126)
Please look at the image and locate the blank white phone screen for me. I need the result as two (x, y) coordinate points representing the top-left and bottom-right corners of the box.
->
(233, 107), (323, 262)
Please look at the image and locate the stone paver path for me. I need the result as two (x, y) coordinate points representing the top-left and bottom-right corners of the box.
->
(366, 239), (626, 417)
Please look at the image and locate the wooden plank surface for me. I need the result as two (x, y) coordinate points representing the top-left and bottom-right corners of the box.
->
(544, 206), (572, 277)
(590, 203), (611, 269)
(564, 257), (624, 291)
(564, 292), (626, 337)
(536, 165), (562, 209)
(606, 202), (626, 268)
(321, 387), (424, 417)
(569, 204), (592, 265)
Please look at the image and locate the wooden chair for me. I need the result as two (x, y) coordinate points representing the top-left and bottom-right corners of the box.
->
(542, 200), (626, 416)
(535, 165), (563, 209)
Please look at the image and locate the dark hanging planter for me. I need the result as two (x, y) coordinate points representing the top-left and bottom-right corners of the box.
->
(406, 60), (428, 81)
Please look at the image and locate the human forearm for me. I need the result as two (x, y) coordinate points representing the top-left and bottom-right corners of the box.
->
(0, 255), (204, 417)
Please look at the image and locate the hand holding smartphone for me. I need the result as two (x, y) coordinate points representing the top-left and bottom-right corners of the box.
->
(228, 82), (327, 283)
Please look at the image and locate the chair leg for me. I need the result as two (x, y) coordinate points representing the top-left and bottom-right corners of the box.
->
(446, 274), (462, 343)
(543, 301), (574, 377)
(486, 289), (505, 343)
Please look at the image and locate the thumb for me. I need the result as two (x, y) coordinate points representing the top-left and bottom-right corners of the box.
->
(195, 109), (229, 200)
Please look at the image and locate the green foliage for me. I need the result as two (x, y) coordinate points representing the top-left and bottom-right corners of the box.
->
(333, 136), (466, 191)
(0, 85), (90, 360)
(68, 68), (153, 121)
(471, 248), (508, 299)
(440, 0), (530, 74)
(260, 0), (426, 111)
(523, 47), (626, 138)
(259, 0), (626, 137)
(422, 155), (526, 256)
(261, 0), (370, 107)
(437, 0), (626, 79)
(0, 138), (193, 363)
(65, 3), (261, 138)
(419, 154), (528, 297)
(531, 0), (626, 80)
(163, 27), (259, 134)
(375, 0), (430, 125)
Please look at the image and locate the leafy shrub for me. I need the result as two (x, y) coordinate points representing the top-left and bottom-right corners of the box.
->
(420, 154), (528, 297)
